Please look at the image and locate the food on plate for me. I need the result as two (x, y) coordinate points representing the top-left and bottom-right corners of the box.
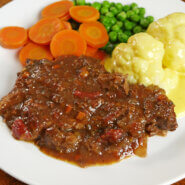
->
(105, 33), (179, 94)
(61, 21), (72, 30)
(29, 17), (63, 45)
(0, 56), (177, 167)
(69, 6), (100, 23)
(0, 0), (108, 64)
(50, 30), (87, 57)
(0, 26), (28, 49)
(147, 13), (185, 73)
(19, 42), (53, 66)
(105, 13), (185, 117)
(79, 21), (109, 48)
(93, 1), (154, 54)
(41, 1), (74, 19)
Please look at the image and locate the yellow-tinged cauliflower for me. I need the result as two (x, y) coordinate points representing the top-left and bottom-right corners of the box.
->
(147, 13), (185, 73)
(104, 32), (179, 94)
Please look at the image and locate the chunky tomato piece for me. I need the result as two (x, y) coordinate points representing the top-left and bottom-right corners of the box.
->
(11, 119), (31, 140)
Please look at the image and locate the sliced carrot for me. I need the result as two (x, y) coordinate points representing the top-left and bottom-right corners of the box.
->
(60, 13), (71, 21)
(19, 42), (53, 66)
(85, 45), (98, 57)
(29, 17), (62, 45)
(61, 21), (72, 30)
(0, 26), (27, 49)
(79, 21), (109, 48)
(50, 29), (87, 58)
(69, 6), (100, 23)
(41, 1), (73, 18)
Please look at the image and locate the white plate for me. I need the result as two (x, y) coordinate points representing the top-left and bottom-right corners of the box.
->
(0, 0), (185, 185)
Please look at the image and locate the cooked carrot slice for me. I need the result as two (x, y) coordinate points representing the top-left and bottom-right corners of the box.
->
(50, 30), (87, 58)
(85, 45), (98, 57)
(19, 42), (53, 66)
(69, 6), (100, 23)
(41, 1), (73, 18)
(61, 21), (72, 30)
(60, 13), (71, 21)
(0, 26), (27, 49)
(29, 17), (62, 45)
(79, 21), (109, 48)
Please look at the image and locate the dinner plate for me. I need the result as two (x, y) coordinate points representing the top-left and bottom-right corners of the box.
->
(0, 0), (185, 185)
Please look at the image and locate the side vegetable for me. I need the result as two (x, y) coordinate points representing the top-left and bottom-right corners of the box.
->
(29, 17), (63, 45)
(0, 26), (27, 49)
(69, 6), (100, 23)
(41, 1), (74, 19)
(50, 30), (87, 57)
(79, 21), (109, 48)
(19, 42), (53, 66)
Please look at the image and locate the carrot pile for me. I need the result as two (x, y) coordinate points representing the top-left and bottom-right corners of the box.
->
(0, 1), (108, 66)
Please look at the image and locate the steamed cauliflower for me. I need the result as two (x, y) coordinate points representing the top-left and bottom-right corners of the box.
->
(105, 32), (179, 94)
(147, 13), (185, 73)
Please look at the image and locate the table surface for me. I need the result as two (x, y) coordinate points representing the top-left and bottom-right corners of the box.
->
(0, 0), (185, 185)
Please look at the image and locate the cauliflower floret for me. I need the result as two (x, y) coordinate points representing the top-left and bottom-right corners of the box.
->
(104, 32), (179, 94)
(147, 13), (185, 73)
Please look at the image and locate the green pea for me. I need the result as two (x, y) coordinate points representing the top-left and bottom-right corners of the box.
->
(140, 17), (150, 28)
(100, 7), (109, 15)
(110, 17), (117, 25)
(109, 31), (118, 42)
(102, 17), (111, 25)
(76, 0), (86, 5)
(110, 7), (119, 16)
(139, 7), (146, 16)
(146, 16), (154, 23)
(110, 2), (115, 7)
(115, 3), (123, 11)
(106, 12), (114, 18)
(116, 21), (123, 28)
(102, 1), (110, 8)
(123, 30), (132, 37)
(131, 2), (138, 9)
(111, 24), (120, 32)
(126, 10), (135, 18)
(92, 2), (101, 10)
(117, 12), (127, 22)
(124, 20), (134, 30)
(118, 33), (129, 43)
(105, 42), (115, 54)
(132, 7), (139, 14)
(130, 14), (140, 22)
(122, 5), (131, 12)
(117, 30), (123, 36)
(105, 24), (111, 32)
(133, 25), (142, 33)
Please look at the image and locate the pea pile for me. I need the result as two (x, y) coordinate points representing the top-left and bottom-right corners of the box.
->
(74, 0), (154, 54)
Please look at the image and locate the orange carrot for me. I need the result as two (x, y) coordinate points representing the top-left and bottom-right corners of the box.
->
(60, 13), (71, 21)
(69, 6), (100, 23)
(79, 21), (109, 48)
(50, 30), (87, 58)
(0, 26), (27, 49)
(41, 1), (73, 18)
(19, 42), (53, 66)
(29, 17), (62, 45)
(61, 21), (72, 30)
(85, 45), (98, 57)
